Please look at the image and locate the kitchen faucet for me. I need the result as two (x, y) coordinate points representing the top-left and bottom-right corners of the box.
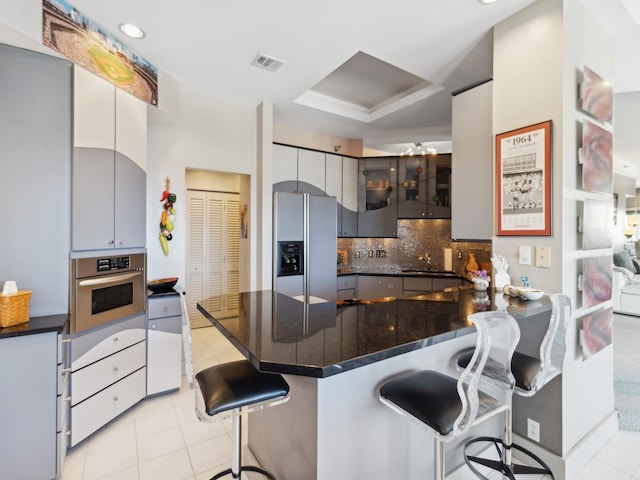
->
(418, 253), (432, 271)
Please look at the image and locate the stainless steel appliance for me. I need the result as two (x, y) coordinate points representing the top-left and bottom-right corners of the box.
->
(273, 192), (337, 303)
(70, 253), (146, 333)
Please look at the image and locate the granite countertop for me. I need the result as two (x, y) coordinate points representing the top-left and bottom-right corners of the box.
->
(197, 287), (551, 378)
(0, 314), (69, 339)
(337, 267), (467, 279)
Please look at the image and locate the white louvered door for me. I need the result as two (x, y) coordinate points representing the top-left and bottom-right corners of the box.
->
(187, 190), (240, 328)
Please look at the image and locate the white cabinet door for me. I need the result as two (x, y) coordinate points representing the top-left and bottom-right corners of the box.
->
(115, 88), (147, 171)
(298, 149), (326, 195)
(272, 144), (298, 193)
(73, 66), (115, 149)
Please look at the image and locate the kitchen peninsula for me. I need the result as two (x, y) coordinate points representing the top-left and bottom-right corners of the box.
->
(198, 287), (553, 480)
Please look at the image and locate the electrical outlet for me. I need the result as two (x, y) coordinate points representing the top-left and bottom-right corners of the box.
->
(527, 418), (540, 442)
(535, 246), (551, 268)
(518, 246), (532, 265)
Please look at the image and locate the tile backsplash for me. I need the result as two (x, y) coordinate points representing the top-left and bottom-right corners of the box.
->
(337, 219), (492, 277)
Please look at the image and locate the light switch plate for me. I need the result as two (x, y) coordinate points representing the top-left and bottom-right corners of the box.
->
(535, 246), (551, 268)
(518, 246), (531, 265)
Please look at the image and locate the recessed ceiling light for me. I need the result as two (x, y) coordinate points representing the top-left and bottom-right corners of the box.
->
(119, 23), (145, 39)
(477, 0), (499, 4)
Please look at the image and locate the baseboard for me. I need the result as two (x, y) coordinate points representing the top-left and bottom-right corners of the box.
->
(512, 410), (618, 480)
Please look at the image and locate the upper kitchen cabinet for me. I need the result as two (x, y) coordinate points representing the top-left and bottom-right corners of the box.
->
(272, 144), (299, 193)
(72, 67), (147, 251)
(326, 154), (358, 237)
(451, 81), (492, 240)
(272, 144), (326, 196)
(397, 154), (451, 219)
(358, 157), (398, 237)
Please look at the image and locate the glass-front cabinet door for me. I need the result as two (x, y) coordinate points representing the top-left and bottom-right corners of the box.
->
(358, 157), (398, 237)
(397, 154), (451, 219)
(427, 154), (451, 219)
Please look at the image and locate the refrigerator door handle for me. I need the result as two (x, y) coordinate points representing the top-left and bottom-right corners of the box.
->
(303, 193), (310, 303)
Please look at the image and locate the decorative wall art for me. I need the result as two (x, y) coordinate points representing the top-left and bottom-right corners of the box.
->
(581, 307), (613, 360)
(579, 66), (613, 124)
(496, 120), (552, 236)
(582, 199), (613, 250)
(580, 120), (613, 194)
(581, 255), (612, 308)
(42, 0), (158, 105)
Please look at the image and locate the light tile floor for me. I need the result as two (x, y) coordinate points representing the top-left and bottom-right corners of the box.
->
(62, 325), (640, 480)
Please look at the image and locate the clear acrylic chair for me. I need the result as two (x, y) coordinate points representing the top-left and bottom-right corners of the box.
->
(177, 288), (290, 479)
(460, 293), (571, 479)
(378, 311), (521, 480)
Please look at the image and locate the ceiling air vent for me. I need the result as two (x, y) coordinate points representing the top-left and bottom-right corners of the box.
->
(250, 52), (284, 72)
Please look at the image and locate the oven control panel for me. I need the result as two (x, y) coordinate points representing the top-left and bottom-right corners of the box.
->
(97, 256), (131, 272)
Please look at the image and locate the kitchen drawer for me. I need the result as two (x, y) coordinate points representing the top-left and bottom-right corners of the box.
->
(337, 275), (357, 290)
(433, 277), (464, 290)
(71, 314), (146, 371)
(403, 277), (433, 292)
(71, 367), (146, 446)
(338, 288), (357, 300)
(148, 295), (181, 319)
(72, 341), (146, 405)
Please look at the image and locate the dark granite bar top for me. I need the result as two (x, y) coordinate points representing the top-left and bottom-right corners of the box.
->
(198, 286), (551, 379)
(0, 314), (69, 340)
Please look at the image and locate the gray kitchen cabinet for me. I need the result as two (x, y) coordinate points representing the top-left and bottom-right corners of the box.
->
(337, 275), (357, 300)
(397, 155), (451, 219)
(326, 153), (358, 237)
(402, 276), (433, 295)
(433, 277), (465, 290)
(358, 157), (398, 237)
(0, 329), (69, 480)
(147, 294), (183, 396)
(1, 43), (71, 317)
(72, 66), (147, 251)
(357, 275), (402, 299)
(451, 81), (492, 240)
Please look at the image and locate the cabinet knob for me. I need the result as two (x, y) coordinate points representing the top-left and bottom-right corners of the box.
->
(113, 337), (118, 342)
(151, 323), (157, 329)
(113, 366), (119, 373)
(113, 396), (119, 402)
(378, 281), (382, 285)
(108, 239), (115, 245)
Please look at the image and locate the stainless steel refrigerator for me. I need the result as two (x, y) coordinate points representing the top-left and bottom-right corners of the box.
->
(273, 192), (337, 303)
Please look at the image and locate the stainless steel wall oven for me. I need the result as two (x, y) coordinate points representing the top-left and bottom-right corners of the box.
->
(70, 253), (146, 333)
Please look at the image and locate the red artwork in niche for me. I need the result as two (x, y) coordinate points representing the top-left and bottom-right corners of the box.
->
(581, 120), (613, 194)
(581, 66), (613, 124)
(582, 256), (612, 308)
(581, 307), (613, 360)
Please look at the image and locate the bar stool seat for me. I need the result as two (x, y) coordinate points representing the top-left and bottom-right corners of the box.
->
(378, 311), (521, 480)
(178, 288), (290, 480)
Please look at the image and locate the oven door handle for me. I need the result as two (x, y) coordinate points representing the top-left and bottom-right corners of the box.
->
(78, 271), (143, 287)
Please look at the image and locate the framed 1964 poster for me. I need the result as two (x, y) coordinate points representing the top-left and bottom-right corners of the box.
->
(496, 120), (552, 236)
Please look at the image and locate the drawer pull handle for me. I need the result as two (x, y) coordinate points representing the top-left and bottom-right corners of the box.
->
(61, 368), (71, 373)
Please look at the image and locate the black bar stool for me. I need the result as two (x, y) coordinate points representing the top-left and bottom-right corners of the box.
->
(378, 311), (521, 480)
(458, 293), (571, 479)
(178, 289), (290, 479)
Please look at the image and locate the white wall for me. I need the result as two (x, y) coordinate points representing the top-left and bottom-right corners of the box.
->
(494, 0), (616, 472)
(146, 87), (258, 289)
